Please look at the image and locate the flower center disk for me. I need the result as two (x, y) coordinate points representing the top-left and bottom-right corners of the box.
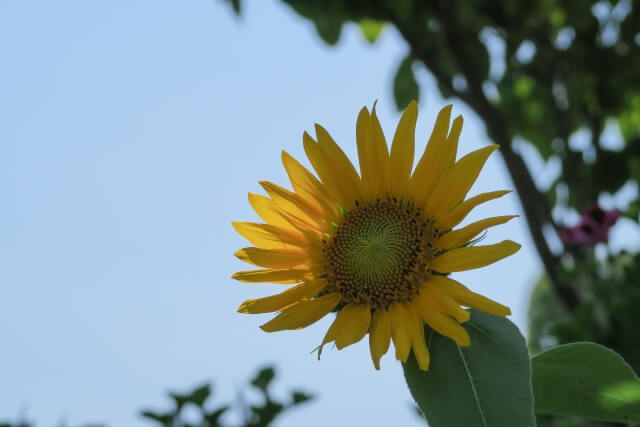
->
(324, 199), (437, 309)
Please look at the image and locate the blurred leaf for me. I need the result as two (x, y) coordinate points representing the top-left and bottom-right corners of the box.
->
(403, 310), (535, 427)
(248, 401), (284, 427)
(359, 19), (384, 43)
(313, 18), (342, 46)
(290, 390), (313, 405)
(221, 0), (240, 15)
(169, 383), (210, 410)
(532, 342), (640, 423)
(393, 54), (419, 111)
(140, 410), (174, 426)
(188, 384), (211, 407)
(251, 367), (275, 392)
(204, 406), (229, 427)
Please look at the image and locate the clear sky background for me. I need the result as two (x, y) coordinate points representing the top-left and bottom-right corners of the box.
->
(0, 1), (543, 426)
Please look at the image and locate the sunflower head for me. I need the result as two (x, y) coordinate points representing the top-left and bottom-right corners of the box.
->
(232, 102), (520, 371)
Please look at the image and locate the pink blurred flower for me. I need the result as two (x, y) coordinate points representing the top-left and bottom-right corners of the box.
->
(558, 204), (621, 246)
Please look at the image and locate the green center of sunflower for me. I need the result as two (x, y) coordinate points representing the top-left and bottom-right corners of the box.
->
(323, 198), (437, 309)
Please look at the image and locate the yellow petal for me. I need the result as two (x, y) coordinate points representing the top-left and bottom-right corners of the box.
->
(303, 132), (343, 202)
(436, 215), (518, 249)
(388, 302), (414, 362)
(369, 105), (391, 192)
(437, 190), (512, 230)
(356, 106), (389, 198)
(389, 101), (418, 196)
(335, 304), (371, 349)
(260, 293), (341, 332)
(238, 280), (326, 314)
(260, 181), (325, 229)
(315, 124), (363, 208)
(234, 247), (312, 269)
(281, 151), (339, 219)
(409, 105), (453, 205)
(428, 144), (499, 218)
(432, 240), (521, 272)
(318, 308), (347, 357)
(231, 268), (313, 284)
(248, 193), (292, 229)
(406, 302), (431, 370)
(419, 284), (470, 323)
(319, 305), (352, 353)
(442, 115), (463, 167)
(369, 308), (392, 370)
(414, 295), (470, 346)
(232, 221), (308, 249)
(427, 275), (511, 316)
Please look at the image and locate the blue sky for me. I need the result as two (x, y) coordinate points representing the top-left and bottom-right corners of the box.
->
(0, 1), (540, 426)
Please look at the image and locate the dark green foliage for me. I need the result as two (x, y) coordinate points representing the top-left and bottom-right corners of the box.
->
(140, 366), (313, 427)
(529, 251), (640, 368)
(221, 0), (240, 15)
(532, 342), (640, 424)
(393, 55), (420, 111)
(2, 367), (312, 427)
(404, 311), (535, 427)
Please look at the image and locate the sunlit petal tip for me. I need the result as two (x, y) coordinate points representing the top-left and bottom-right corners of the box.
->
(504, 239), (522, 252)
(358, 105), (371, 118)
(312, 123), (324, 138)
(302, 131), (317, 146)
(280, 149), (290, 162)
(405, 99), (418, 110)
(439, 103), (453, 115)
(237, 301), (252, 313)
(459, 331), (471, 347)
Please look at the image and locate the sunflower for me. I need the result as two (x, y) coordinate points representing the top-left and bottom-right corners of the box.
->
(232, 102), (520, 371)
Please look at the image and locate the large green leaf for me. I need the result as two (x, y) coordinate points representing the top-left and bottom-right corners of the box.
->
(532, 342), (640, 424)
(403, 310), (535, 427)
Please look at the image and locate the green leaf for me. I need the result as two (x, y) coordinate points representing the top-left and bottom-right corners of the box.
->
(231, 0), (240, 14)
(251, 366), (276, 392)
(532, 342), (640, 424)
(393, 55), (420, 111)
(313, 18), (342, 46)
(359, 19), (384, 44)
(290, 390), (313, 405)
(403, 310), (535, 427)
(187, 384), (211, 407)
(140, 410), (174, 426)
(204, 406), (229, 427)
(249, 400), (284, 427)
(221, 0), (240, 15)
(169, 383), (210, 409)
